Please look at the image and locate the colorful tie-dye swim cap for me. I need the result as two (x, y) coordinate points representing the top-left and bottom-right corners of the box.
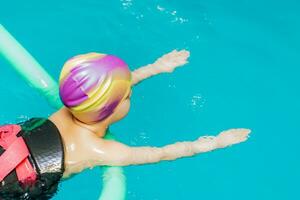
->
(59, 53), (132, 123)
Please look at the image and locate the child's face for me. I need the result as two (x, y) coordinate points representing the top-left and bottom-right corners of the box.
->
(109, 90), (132, 124)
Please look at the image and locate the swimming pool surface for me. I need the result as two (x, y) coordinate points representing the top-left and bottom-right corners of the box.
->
(1, 0), (300, 199)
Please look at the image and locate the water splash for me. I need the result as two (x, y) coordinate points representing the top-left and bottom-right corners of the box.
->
(130, 131), (150, 145)
(190, 94), (205, 111)
(16, 115), (30, 123)
(156, 4), (189, 24)
(120, 0), (133, 9)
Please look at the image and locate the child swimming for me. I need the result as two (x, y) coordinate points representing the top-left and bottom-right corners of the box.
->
(0, 50), (250, 199)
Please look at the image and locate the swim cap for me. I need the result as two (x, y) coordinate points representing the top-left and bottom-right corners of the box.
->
(59, 53), (131, 123)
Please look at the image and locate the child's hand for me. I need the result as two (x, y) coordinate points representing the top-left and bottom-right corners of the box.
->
(216, 128), (251, 148)
(192, 128), (251, 153)
(153, 49), (190, 73)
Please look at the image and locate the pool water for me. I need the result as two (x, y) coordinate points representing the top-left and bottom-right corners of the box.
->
(1, 0), (300, 199)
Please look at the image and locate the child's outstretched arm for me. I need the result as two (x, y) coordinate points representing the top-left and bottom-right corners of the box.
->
(131, 50), (190, 85)
(97, 129), (250, 166)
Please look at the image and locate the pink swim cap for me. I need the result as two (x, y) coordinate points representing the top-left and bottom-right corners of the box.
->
(59, 53), (131, 123)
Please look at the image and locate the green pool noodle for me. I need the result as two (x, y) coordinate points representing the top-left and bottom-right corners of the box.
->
(0, 24), (126, 200)
(0, 25), (60, 108)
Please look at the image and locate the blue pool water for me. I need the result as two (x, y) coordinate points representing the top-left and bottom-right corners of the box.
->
(1, 0), (300, 199)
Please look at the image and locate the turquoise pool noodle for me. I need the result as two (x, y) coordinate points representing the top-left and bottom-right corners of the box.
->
(0, 24), (126, 200)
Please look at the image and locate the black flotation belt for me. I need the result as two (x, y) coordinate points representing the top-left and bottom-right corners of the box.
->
(0, 118), (64, 200)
